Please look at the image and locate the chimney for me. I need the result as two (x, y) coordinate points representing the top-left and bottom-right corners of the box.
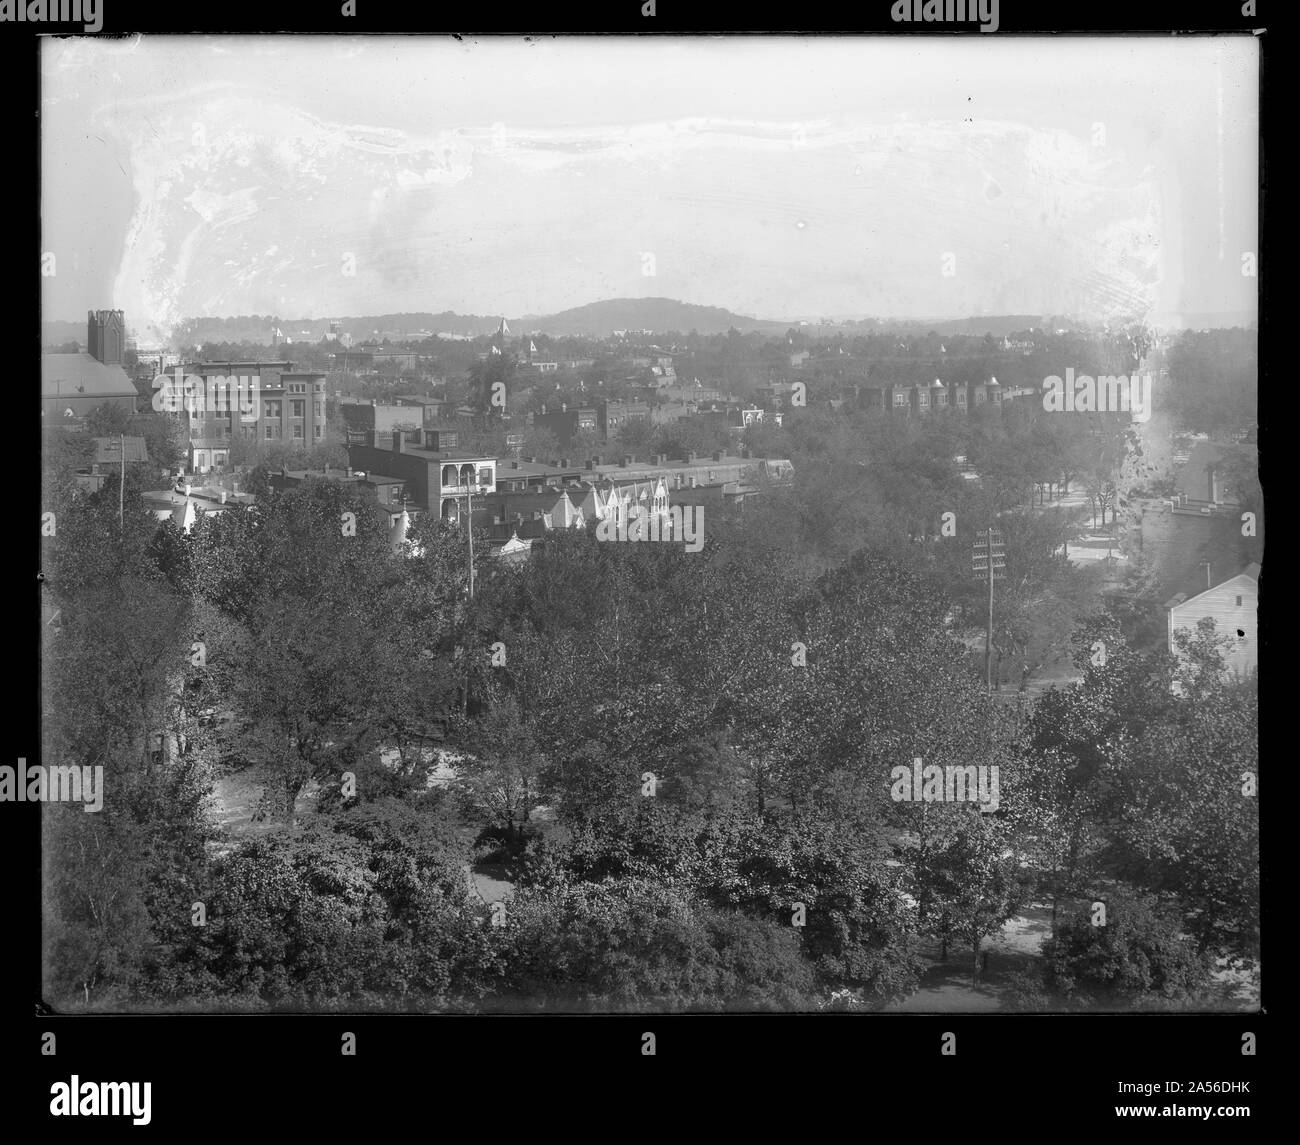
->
(712, 451), (722, 462)
(392, 432), (404, 454)
(346, 466), (353, 478)
(656, 453), (666, 466)
(512, 461), (520, 470)
(367, 429), (380, 448)
(220, 490), (227, 504)
(689, 475), (697, 488)
(674, 474), (682, 489)
(526, 456), (536, 464)
(540, 403), (547, 415)
(741, 448), (751, 459)
(622, 455), (632, 467)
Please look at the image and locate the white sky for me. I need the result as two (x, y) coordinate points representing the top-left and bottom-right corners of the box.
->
(41, 35), (1259, 341)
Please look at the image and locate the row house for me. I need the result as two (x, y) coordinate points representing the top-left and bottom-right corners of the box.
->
(858, 378), (1003, 416)
(474, 476), (670, 541)
(496, 457), (588, 492)
(587, 450), (758, 491)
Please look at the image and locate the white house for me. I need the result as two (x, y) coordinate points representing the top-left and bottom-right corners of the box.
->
(1165, 562), (1260, 680)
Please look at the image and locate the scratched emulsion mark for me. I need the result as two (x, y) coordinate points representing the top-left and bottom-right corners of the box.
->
(46, 38), (1190, 344)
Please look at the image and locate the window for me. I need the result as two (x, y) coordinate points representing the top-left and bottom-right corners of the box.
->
(264, 400), (281, 418)
(293, 425), (303, 439)
(314, 425), (322, 438)
(264, 425), (274, 439)
(314, 401), (323, 417)
(1236, 595), (1243, 606)
(291, 400), (305, 418)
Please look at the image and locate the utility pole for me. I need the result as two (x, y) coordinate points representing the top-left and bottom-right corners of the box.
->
(972, 527), (1006, 694)
(464, 484), (475, 600)
(116, 433), (125, 531)
(456, 480), (477, 719)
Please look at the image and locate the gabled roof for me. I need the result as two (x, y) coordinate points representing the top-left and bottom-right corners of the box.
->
(1165, 562), (1261, 611)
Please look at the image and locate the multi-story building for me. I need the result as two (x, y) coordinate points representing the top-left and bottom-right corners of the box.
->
(532, 402), (597, 446)
(346, 429), (497, 522)
(173, 360), (328, 472)
(597, 398), (651, 440)
(268, 465), (412, 528)
(339, 400), (424, 443)
(393, 395), (449, 424)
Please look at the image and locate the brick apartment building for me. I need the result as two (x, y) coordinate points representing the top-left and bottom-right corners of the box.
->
(176, 360), (328, 472)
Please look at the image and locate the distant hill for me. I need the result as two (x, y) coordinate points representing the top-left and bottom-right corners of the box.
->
(42, 300), (1256, 350)
(519, 297), (789, 337)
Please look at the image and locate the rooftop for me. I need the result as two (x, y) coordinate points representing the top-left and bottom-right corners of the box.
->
(90, 436), (150, 465)
(1165, 561), (1262, 610)
(42, 353), (137, 399)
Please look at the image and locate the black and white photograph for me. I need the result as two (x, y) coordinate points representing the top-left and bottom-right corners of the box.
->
(36, 31), (1260, 1023)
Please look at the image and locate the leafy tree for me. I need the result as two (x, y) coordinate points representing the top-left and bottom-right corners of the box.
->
(1037, 890), (1213, 1010)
